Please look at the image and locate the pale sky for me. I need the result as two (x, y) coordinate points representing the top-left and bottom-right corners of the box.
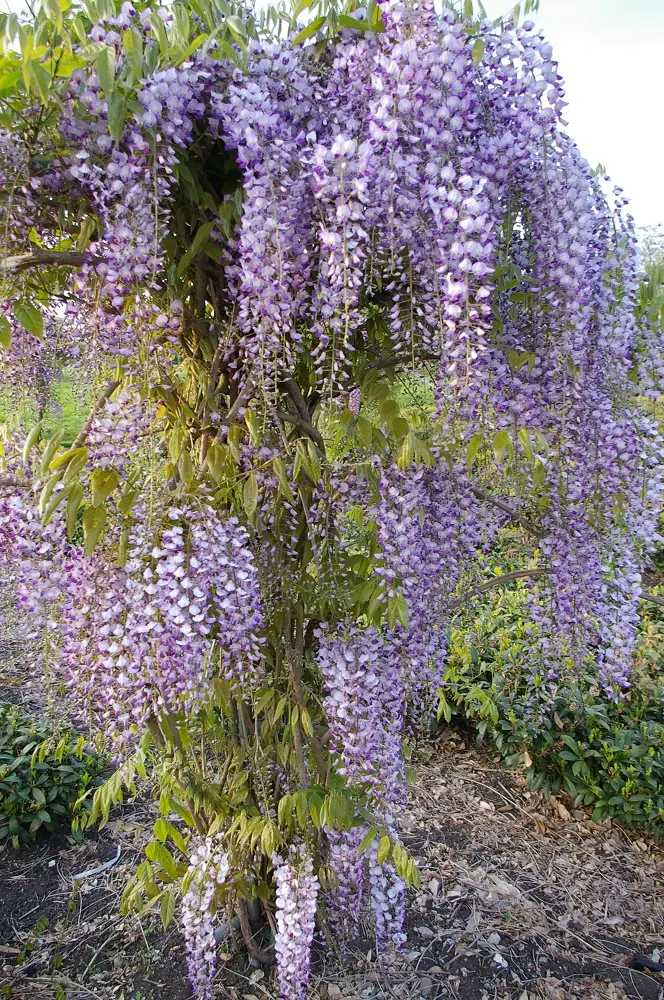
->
(3, 0), (662, 227)
(480, 0), (664, 229)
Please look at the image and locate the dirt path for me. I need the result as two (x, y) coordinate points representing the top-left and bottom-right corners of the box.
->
(2, 728), (663, 1000)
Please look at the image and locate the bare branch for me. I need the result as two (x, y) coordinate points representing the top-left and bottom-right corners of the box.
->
(282, 377), (312, 422)
(640, 591), (664, 610)
(450, 566), (664, 615)
(449, 568), (552, 610)
(69, 379), (121, 451)
(280, 378), (326, 453)
(0, 249), (98, 275)
(470, 484), (544, 539)
(235, 899), (275, 966)
(0, 475), (31, 490)
(276, 409), (326, 454)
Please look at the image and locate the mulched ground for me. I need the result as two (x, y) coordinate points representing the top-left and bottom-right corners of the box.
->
(2, 596), (664, 1000)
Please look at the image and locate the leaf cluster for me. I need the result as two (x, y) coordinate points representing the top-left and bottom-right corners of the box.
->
(0, 703), (105, 848)
(439, 552), (664, 837)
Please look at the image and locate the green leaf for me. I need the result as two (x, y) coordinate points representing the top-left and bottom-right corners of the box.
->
(63, 450), (88, 485)
(292, 15), (326, 44)
(472, 38), (485, 66)
(78, 41), (108, 62)
(243, 472), (258, 519)
(357, 829), (378, 861)
(272, 456), (294, 502)
(95, 44), (116, 95)
(0, 61), (22, 95)
(176, 221), (216, 277)
(273, 695), (288, 725)
(225, 14), (247, 39)
(407, 857), (421, 888)
(172, 4), (191, 45)
(532, 458), (546, 488)
(369, 2), (384, 31)
(107, 95), (127, 145)
(517, 427), (534, 462)
(174, 32), (208, 66)
(70, 17), (89, 45)
(437, 692), (452, 723)
(387, 594), (409, 630)
(168, 425), (184, 463)
(356, 415), (373, 448)
(122, 27), (144, 77)
(40, 430), (63, 475)
(0, 314), (10, 352)
(83, 503), (106, 556)
(145, 841), (179, 880)
(492, 429), (510, 463)
(160, 891), (176, 929)
(45, 0), (63, 31)
(90, 467), (120, 507)
(338, 14), (368, 30)
(277, 794), (293, 829)
(466, 431), (483, 467)
(22, 421), (42, 462)
(299, 706), (313, 738)
(66, 482), (84, 539)
(49, 445), (88, 470)
(305, 440), (321, 483)
(295, 789), (308, 828)
(31, 61), (51, 103)
(178, 449), (193, 487)
(13, 299), (43, 339)
(149, 12), (169, 54)
(153, 817), (169, 843)
(376, 834), (392, 865)
(41, 484), (67, 525)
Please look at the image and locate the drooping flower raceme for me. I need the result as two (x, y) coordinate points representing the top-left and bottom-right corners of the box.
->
(182, 835), (230, 1000)
(274, 847), (319, 1000)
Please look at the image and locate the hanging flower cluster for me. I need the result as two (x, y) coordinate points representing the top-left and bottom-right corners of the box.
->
(182, 834), (230, 1000)
(214, 43), (319, 379)
(375, 461), (494, 706)
(274, 847), (319, 1000)
(76, 503), (264, 736)
(326, 826), (366, 940)
(317, 625), (407, 944)
(84, 389), (152, 474)
(0, 481), (264, 741)
(317, 624), (405, 821)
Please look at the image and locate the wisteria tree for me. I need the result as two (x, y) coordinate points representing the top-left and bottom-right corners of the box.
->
(1, 0), (663, 996)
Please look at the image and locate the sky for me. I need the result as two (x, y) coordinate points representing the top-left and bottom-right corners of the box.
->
(479, 0), (664, 229)
(3, 0), (663, 227)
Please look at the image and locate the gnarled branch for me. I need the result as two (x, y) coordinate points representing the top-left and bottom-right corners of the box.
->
(470, 484), (544, 539)
(235, 899), (275, 965)
(276, 410), (326, 454)
(0, 249), (98, 274)
(450, 566), (664, 614)
(449, 568), (552, 611)
(69, 379), (121, 451)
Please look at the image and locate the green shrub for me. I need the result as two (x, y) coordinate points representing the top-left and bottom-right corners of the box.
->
(442, 570), (664, 838)
(0, 703), (104, 848)
(494, 683), (664, 835)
